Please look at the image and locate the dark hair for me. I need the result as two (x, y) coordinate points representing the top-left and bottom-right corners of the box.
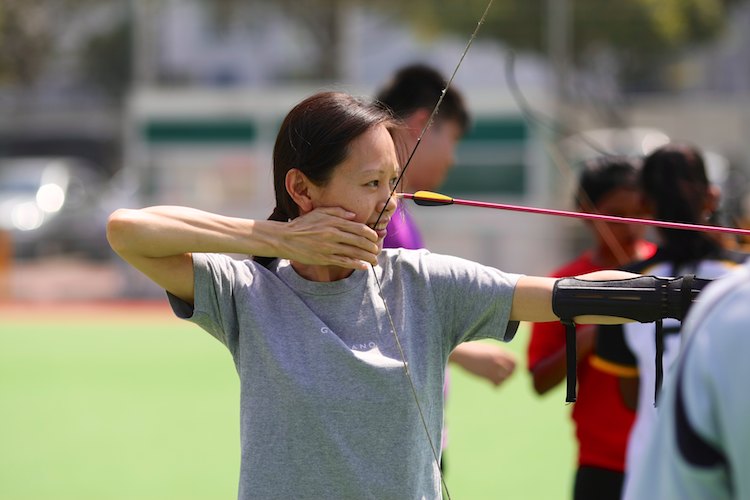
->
(255, 91), (402, 267)
(375, 64), (470, 134)
(575, 156), (641, 208)
(640, 143), (719, 263)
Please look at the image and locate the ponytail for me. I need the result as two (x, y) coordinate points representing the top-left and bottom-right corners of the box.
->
(267, 206), (289, 223)
(641, 144), (720, 264)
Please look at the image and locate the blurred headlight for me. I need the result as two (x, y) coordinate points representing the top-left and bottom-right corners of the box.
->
(12, 202), (44, 231)
(36, 183), (65, 213)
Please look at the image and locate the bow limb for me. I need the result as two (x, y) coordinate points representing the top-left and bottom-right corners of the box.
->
(369, 2), (496, 498)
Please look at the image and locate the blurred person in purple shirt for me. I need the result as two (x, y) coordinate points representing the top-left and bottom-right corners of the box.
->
(376, 65), (518, 471)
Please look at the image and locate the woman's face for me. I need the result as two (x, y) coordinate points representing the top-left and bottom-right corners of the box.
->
(309, 124), (400, 247)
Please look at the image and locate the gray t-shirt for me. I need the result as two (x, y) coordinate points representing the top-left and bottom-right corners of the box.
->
(169, 248), (521, 499)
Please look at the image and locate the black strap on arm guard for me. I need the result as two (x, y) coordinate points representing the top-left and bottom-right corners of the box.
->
(552, 275), (710, 403)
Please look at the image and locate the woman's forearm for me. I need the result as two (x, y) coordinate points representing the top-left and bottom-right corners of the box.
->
(511, 271), (640, 323)
(107, 205), (382, 270)
(107, 206), (280, 259)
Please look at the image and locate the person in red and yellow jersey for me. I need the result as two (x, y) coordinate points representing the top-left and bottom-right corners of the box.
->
(528, 156), (655, 500)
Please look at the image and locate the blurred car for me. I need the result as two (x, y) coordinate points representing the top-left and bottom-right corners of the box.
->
(0, 157), (113, 260)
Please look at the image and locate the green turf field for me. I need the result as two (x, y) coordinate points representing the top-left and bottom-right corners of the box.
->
(0, 312), (575, 499)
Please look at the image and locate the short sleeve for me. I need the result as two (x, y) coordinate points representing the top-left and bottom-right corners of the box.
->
(167, 253), (244, 354)
(420, 252), (522, 345)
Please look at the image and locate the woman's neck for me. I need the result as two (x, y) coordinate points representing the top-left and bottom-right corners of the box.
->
(290, 261), (355, 282)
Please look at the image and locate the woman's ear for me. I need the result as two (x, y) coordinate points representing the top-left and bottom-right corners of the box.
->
(285, 169), (315, 214)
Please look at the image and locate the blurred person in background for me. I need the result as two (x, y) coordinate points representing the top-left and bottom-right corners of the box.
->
(593, 143), (747, 498)
(107, 90), (647, 499)
(376, 64), (518, 471)
(527, 156), (656, 500)
(626, 256), (750, 499)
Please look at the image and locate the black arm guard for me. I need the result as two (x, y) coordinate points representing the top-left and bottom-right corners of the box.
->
(552, 275), (711, 323)
(551, 275), (711, 403)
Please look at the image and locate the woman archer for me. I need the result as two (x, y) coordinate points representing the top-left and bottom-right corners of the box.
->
(107, 91), (688, 499)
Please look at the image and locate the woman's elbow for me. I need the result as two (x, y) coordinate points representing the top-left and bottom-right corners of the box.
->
(531, 374), (546, 395)
(530, 368), (554, 395)
(106, 208), (140, 255)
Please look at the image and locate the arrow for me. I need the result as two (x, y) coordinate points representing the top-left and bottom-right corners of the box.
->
(397, 191), (750, 238)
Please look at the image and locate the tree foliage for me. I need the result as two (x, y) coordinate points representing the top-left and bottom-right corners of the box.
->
(381, 0), (742, 87)
(81, 18), (132, 100)
(0, 0), (103, 86)
(1, 0), (742, 90)
(200, 0), (351, 80)
(388, 0), (736, 56)
(0, 0), (54, 84)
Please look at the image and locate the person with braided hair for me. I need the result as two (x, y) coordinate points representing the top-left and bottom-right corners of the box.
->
(107, 91), (690, 499)
(593, 143), (747, 499)
(528, 156), (656, 500)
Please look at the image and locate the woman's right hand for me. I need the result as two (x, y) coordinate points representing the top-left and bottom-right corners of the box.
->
(279, 207), (380, 269)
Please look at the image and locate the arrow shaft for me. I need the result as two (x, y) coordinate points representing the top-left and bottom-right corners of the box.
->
(398, 192), (750, 237)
